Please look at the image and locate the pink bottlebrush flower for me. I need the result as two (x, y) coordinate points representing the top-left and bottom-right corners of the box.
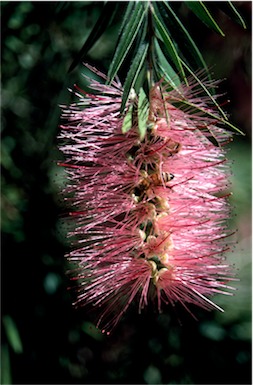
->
(59, 64), (236, 333)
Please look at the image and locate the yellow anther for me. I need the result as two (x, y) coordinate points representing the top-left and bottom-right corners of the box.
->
(157, 196), (170, 210)
(147, 260), (157, 275)
(160, 253), (170, 265)
(158, 268), (169, 278)
(138, 229), (146, 241)
(146, 235), (157, 245)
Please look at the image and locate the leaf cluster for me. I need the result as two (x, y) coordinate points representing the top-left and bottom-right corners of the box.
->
(69, 1), (246, 136)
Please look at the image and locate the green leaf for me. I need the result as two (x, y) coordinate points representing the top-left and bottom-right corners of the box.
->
(1, 345), (12, 384)
(68, 2), (119, 73)
(151, 3), (187, 83)
(153, 38), (181, 89)
(121, 42), (149, 113)
(173, 96), (245, 135)
(168, 64), (245, 135)
(138, 88), (149, 140)
(185, 1), (225, 36)
(117, 1), (136, 36)
(218, 2), (247, 29)
(133, 63), (147, 95)
(107, 2), (148, 83)
(122, 103), (134, 134)
(180, 59), (228, 122)
(3, 315), (23, 354)
(161, 1), (209, 74)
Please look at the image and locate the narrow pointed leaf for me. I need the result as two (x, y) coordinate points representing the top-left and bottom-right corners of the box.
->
(134, 64), (147, 96)
(151, 3), (187, 83)
(107, 2), (148, 83)
(181, 59), (228, 122)
(170, 96), (245, 135)
(166, 64), (245, 136)
(161, 1), (209, 74)
(1, 345), (12, 384)
(128, 13), (149, 95)
(218, 2), (247, 29)
(138, 88), (149, 140)
(68, 2), (118, 73)
(117, 1), (136, 36)
(3, 316), (23, 354)
(185, 1), (225, 36)
(122, 104), (134, 134)
(153, 38), (181, 89)
(121, 42), (149, 113)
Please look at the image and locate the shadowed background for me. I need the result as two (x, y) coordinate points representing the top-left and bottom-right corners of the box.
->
(1, 2), (251, 384)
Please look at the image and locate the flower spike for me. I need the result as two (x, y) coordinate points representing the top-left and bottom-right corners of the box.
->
(59, 66), (235, 333)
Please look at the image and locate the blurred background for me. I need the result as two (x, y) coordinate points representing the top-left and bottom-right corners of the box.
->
(1, 2), (251, 384)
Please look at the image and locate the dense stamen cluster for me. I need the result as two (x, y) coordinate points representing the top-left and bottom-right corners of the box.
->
(59, 65), (235, 333)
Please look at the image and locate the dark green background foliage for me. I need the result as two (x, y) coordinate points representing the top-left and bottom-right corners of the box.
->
(1, 2), (251, 384)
